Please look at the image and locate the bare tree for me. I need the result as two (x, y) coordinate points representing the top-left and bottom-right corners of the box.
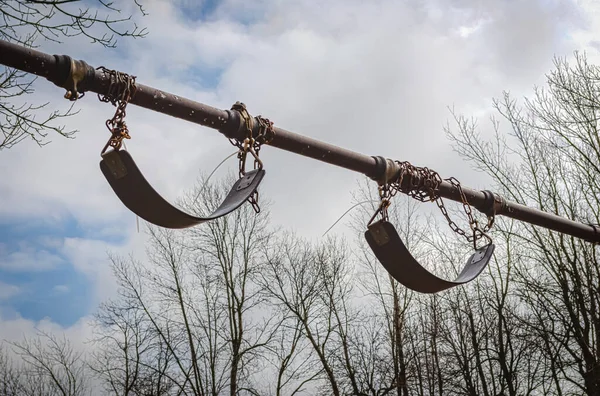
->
(260, 233), (337, 395)
(446, 51), (600, 395)
(91, 292), (176, 396)
(183, 175), (277, 396)
(1, 0), (147, 150)
(263, 305), (318, 396)
(350, 181), (428, 396)
(93, 173), (276, 395)
(6, 330), (90, 396)
(0, 344), (25, 396)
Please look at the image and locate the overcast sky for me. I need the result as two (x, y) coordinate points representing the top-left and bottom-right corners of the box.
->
(0, 0), (599, 353)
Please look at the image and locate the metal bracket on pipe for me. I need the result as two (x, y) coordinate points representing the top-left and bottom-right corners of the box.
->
(479, 190), (506, 217)
(219, 108), (245, 140)
(64, 59), (91, 100)
(48, 54), (95, 100)
(590, 224), (600, 244)
(368, 156), (400, 185)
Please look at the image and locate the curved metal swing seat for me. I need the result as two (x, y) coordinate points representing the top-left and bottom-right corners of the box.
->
(100, 149), (265, 229)
(365, 220), (495, 294)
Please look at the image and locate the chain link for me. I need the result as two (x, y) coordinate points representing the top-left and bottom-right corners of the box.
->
(371, 160), (493, 248)
(97, 66), (137, 155)
(438, 178), (492, 248)
(229, 102), (275, 214)
(253, 115), (275, 160)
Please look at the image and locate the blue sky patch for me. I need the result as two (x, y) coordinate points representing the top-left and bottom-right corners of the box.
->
(0, 265), (90, 327)
(0, 215), (121, 327)
(176, 0), (221, 22)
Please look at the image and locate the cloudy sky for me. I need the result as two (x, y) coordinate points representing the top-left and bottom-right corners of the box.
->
(0, 0), (598, 349)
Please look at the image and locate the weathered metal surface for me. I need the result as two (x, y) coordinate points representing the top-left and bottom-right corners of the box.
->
(365, 220), (495, 293)
(100, 150), (265, 229)
(1, 39), (598, 243)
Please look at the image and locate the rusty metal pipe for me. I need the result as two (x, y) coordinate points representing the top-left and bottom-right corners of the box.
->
(0, 39), (598, 243)
(0, 41), (378, 174)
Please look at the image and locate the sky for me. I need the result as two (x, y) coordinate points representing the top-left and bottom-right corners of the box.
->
(0, 0), (599, 361)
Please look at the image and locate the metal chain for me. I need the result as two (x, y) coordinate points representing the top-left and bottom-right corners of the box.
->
(97, 66), (137, 155)
(367, 184), (393, 225)
(373, 160), (493, 247)
(229, 102), (275, 214)
(253, 115), (275, 161)
(437, 178), (492, 248)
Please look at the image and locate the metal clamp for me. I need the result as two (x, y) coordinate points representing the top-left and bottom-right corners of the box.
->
(588, 224), (600, 244)
(481, 190), (505, 217)
(63, 59), (88, 100)
(50, 55), (93, 101)
(368, 156), (400, 186)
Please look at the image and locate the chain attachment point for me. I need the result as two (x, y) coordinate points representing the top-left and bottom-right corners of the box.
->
(63, 59), (89, 101)
(369, 159), (495, 248)
(97, 66), (137, 155)
(229, 101), (275, 214)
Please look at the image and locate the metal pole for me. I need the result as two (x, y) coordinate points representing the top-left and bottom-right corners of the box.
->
(1, 39), (598, 243)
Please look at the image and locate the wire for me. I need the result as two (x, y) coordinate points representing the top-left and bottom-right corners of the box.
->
(191, 151), (238, 206)
(322, 200), (379, 237)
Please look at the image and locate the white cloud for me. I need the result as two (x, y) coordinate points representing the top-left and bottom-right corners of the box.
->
(0, 280), (96, 358)
(0, 312), (95, 360)
(0, 242), (65, 272)
(52, 284), (69, 294)
(0, 281), (20, 300)
(59, 236), (133, 305)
